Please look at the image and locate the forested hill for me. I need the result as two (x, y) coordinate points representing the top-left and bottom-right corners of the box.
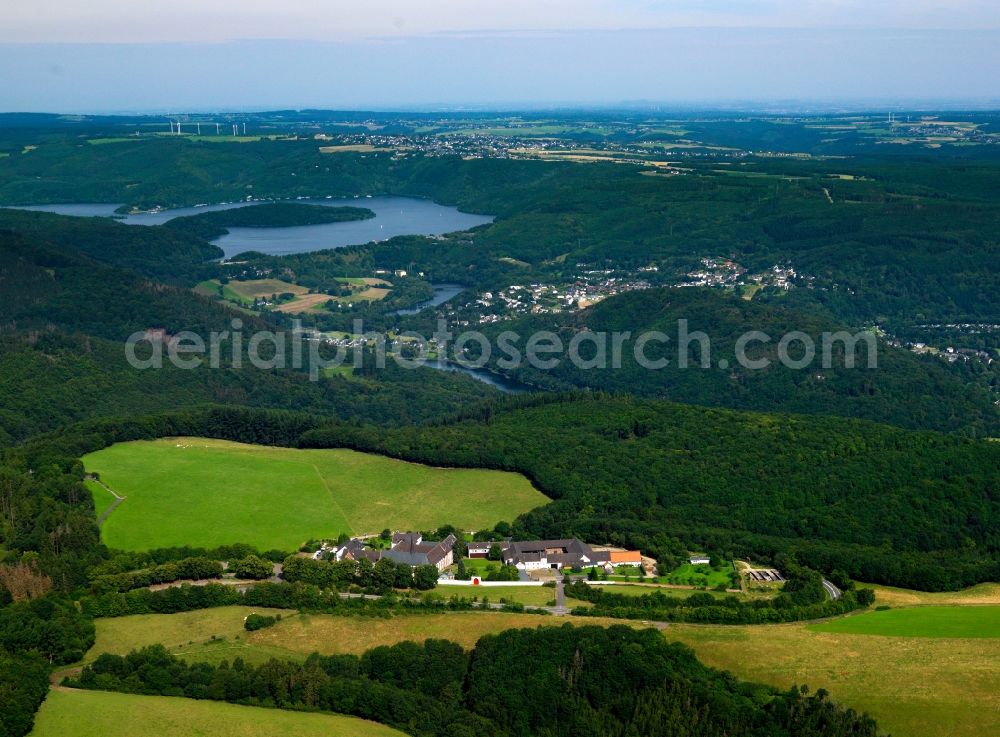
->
(162, 202), (375, 240)
(0, 208), (220, 283)
(0, 224), (499, 443)
(474, 288), (1000, 435)
(302, 393), (1000, 591)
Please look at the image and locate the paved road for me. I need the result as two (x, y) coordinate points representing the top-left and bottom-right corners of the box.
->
(553, 571), (567, 614)
(822, 579), (842, 601)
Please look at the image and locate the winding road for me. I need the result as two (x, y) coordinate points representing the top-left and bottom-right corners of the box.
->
(822, 579), (842, 601)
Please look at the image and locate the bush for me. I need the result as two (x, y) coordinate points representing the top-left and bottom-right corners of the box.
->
(230, 555), (274, 580)
(244, 613), (279, 631)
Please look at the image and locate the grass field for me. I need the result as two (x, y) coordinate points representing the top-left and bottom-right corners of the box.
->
(31, 689), (406, 737)
(83, 438), (548, 551)
(445, 584), (583, 608)
(593, 583), (730, 599)
(809, 606), (1000, 638)
(461, 557), (501, 575)
(84, 479), (117, 519)
(86, 606), (295, 665)
(667, 620), (1000, 737)
(662, 562), (735, 589)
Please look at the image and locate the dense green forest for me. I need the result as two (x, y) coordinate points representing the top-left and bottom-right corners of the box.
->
(0, 208), (221, 283)
(468, 288), (1000, 435)
(69, 625), (882, 737)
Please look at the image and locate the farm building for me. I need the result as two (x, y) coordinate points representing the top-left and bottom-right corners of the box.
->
(330, 532), (456, 571)
(689, 556), (711, 565)
(609, 550), (643, 567)
(383, 532), (457, 571)
(503, 539), (641, 571)
(467, 539), (511, 558)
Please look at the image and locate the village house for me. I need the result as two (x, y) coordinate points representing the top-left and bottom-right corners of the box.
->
(467, 540), (508, 558)
(329, 532), (456, 571)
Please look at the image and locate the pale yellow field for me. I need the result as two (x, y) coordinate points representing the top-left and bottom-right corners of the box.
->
(666, 621), (1000, 737)
(86, 608), (643, 667)
(863, 582), (1000, 607)
(86, 606), (292, 664)
(246, 610), (634, 655)
(272, 293), (335, 313)
(333, 286), (392, 304)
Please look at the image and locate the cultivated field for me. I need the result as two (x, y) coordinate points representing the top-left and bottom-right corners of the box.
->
(31, 689), (406, 737)
(84, 438), (548, 550)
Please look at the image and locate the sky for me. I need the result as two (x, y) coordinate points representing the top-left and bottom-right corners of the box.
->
(0, 1), (998, 112)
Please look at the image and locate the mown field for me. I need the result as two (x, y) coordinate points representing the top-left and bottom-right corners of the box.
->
(84, 479), (117, 519)
(809, 605), (1000, 638)
(83, 438), (547, 551)
(591, 583), (731, 599)
(31, 689), (406, 737)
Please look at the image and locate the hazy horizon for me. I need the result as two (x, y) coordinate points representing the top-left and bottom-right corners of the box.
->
(1, 2), (998, 113)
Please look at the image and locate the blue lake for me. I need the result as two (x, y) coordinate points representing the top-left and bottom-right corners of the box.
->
(15, 197), (493, 259)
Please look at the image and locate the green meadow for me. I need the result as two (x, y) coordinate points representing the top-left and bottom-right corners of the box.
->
(31, 689), (406, 737)
(83, 438), (548, 551)
(809, 605), (1000, 638)
(84, 479), (117, 519)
